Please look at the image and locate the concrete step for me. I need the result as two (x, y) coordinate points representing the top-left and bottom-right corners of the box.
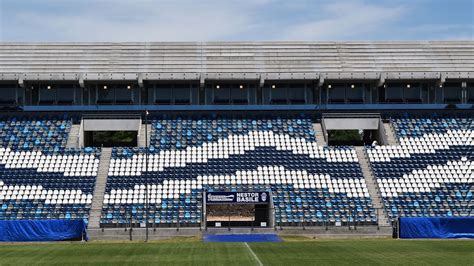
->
(138, 123), (151, 147)
(88, 148), (112, 228)
(66, 124), (81, 148)
(383, 122), (398, 146)
(355, 147), (390, 226)
(312, 123), (326, 146)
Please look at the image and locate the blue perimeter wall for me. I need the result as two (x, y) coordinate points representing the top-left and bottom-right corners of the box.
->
(400, 217), (474, 239)
(203, 234), (282, 242)
(0, 220), (87, 242)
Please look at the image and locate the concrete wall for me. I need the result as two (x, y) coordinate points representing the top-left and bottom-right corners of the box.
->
(83, 119), (141, 131)
(324, 118), (379, 130)
(87, 226), (393, 241)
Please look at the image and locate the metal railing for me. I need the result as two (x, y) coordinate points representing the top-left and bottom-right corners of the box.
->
(112, 207), (392, 232)
(272, 207), (391, 231)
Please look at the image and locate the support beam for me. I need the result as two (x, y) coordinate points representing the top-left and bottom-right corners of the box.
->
(18, 77), (25, 88)
(436, 73), (446, 88)
(200, 73), (205, 89)
(138, 73), (144, 88)
(377, 73), (385, 87)
(78, 74), (85, 89)
(317, 74), (325, 87)
(259, 74), (265, 88)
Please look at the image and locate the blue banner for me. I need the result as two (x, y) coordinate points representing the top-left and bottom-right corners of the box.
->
(400, 217), (474, 239)
(206, 192), (269, 204)
(0, 220), (88, 242)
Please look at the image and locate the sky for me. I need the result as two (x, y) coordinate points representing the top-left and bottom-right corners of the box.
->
(0, 0), (472, 41)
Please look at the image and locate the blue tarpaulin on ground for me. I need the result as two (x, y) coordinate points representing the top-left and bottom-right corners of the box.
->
(0, 220), (87, 242)
(203, 234), (281, 242)
(400, 217), (474, 239)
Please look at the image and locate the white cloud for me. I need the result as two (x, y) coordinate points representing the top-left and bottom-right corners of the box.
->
(1, 0), (270, 41)
(277, 1), (406, 40)
(0, 0), (471, 41)
(393, 24), (474, 40)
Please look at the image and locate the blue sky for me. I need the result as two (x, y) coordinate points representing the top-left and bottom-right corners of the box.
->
(0, 0), (472, 41)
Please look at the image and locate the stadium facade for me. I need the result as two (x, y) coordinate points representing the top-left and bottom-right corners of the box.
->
(0, 41), (473, 111)
(0, 42), (472, 241)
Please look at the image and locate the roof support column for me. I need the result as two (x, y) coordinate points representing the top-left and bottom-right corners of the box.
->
(377, 73), (385, 87)
(18, 77), (25, 88)
(317, 73), (325, 88)
(436, 73), (446, 88)
(78, 74), (85, 89)
(200, 73), (205, 89)
(138, 73), (144, 88)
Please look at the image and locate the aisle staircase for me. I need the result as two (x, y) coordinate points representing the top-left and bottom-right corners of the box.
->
(383, 122), (398, 145)
(138, 123), (151, 147)
(88, 148), (112, 228)
(66, 124), (81, 148)
(355, 147), (390, 226)
(313, 123), (327, 146)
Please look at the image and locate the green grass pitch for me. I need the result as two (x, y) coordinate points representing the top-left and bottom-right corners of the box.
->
(0, 237), (472, 265)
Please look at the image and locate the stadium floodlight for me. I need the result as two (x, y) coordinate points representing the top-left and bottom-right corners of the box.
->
(271, 85), (276, 89)
(103, 85), (108, 89)
(351, 84), (355, 89)
(406, 84), (411, 88)
(239, 85), (244, 89)
(47, 86), (51, 90)
(127, 85), (131, 90)
(216, 85), (220, 89)
(328, 84), (332, 89)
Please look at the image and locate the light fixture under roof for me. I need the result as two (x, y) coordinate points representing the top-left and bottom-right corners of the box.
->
(127, 85), (131, 90)
(103, 85), (108, 89)
(328, 84), (332, 89)
(47, 85), (51, 90)
(271, 85), (276, 89)
(351, 84), (355, 89)
(216, 85), (220, 89)
(406, 84), (411, 88)
(239, 85), (244, 89)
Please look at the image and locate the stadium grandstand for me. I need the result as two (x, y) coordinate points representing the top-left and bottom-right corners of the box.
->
(0, 41), (472, 241)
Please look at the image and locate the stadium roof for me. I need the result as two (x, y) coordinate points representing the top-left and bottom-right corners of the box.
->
(0, 41), (473, 82)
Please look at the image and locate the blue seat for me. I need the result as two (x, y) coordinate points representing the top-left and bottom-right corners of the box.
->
(0, 116), (98, 222)
(101, 116), (377, 227)
(369, 116), (473, 221)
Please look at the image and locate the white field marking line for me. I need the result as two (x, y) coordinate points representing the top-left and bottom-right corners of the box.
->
(244, 242), (263, 266)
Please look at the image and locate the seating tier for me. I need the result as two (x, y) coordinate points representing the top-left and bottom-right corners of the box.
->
(0, 118), (99, 222)
(101, 118), (376, 227)
(368, 116), (473, 221)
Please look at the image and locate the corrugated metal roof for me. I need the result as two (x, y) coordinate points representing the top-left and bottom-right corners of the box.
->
(0, 42), (473, 80)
